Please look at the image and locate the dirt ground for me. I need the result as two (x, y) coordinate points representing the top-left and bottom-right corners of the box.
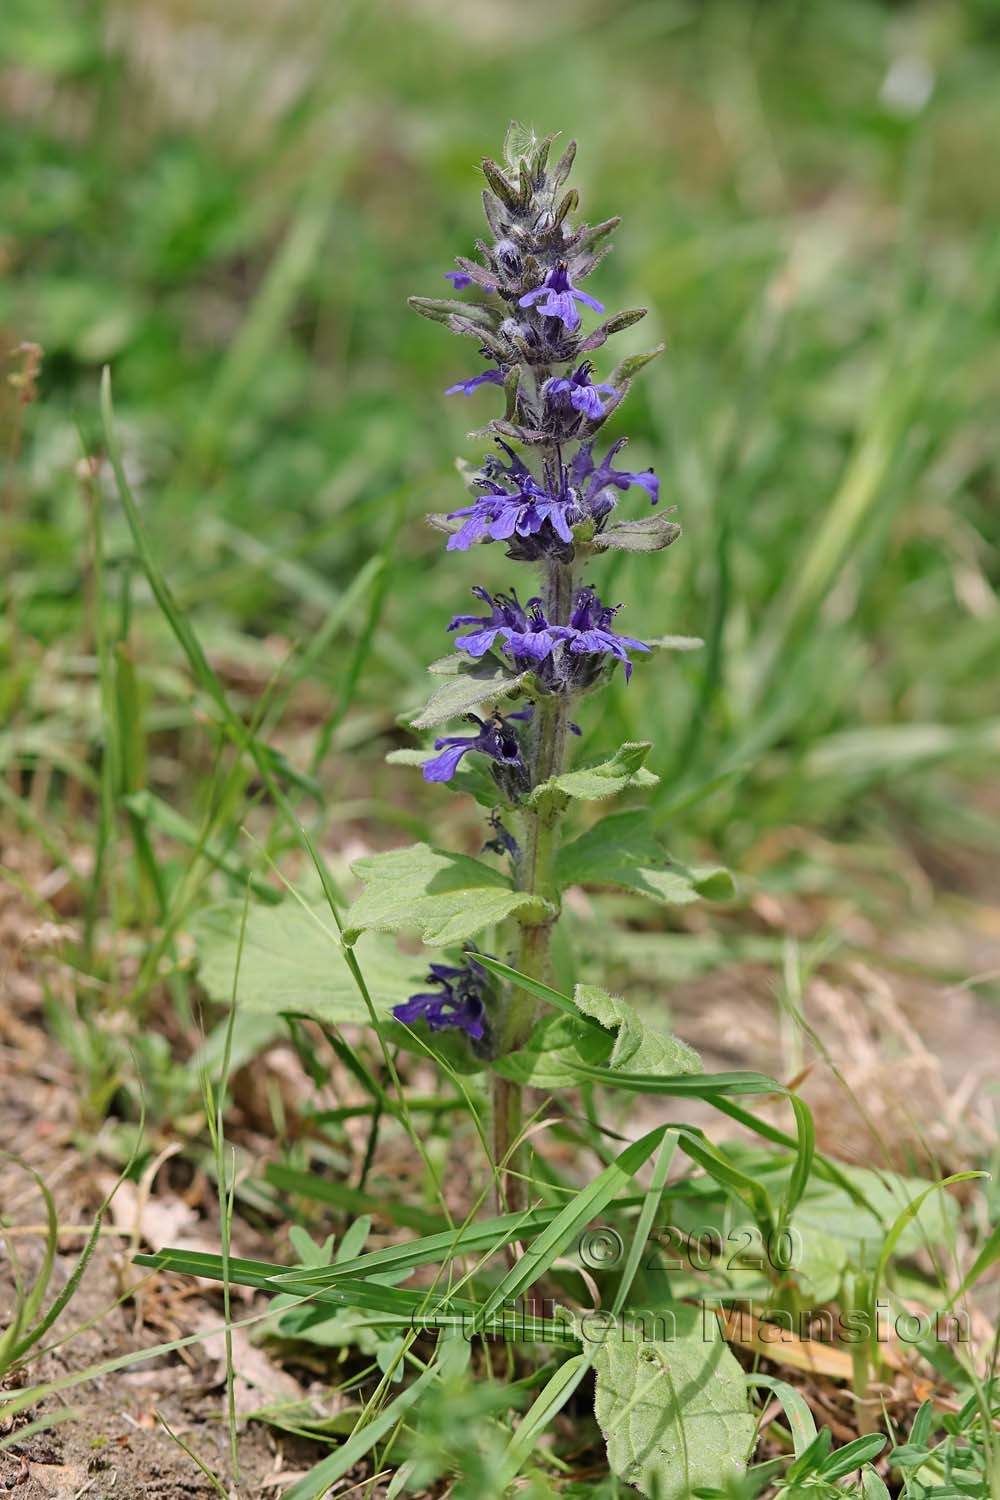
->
(0, 1048), (333, 1500)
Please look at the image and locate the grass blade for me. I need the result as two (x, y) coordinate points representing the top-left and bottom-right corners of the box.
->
(474, 1126), (668, 1331)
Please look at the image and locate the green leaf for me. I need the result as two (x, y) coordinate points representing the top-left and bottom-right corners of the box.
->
(273, 1198), (630, 1292)
(745, 1374), (817, 1459)
(608, 344), (665, 388)
(861, 1467), (892, 1500)
(646, 634), (704, 651)
(944, 1215), (1000, 1310)
(531, 742), (659, 805)
(593, 515), (682, 554)
(342, 844), (547, 946)
(555, 811), (734, 904)
(407, 657), (530, 730)
(817, 1434), (886, 1481)
(407, 295), (497, 329)
(497, 1355), (588, 1490)
(193, 901), (421, 1022)
(670, 1157), (967, 1305)
(496, 984), (700, 1088)
(476, 1127), (670, 1331)
(580, 307), (648, 351)
(593, 1303), (755, 1500)
(494, 1012), (603, 1089)
(573, 983), (702, 1077)
(869, 1170), (986, 1320)
(799, 1167), (964, 1303)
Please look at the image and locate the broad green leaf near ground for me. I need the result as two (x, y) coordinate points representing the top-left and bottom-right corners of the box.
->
(193, 899), (421, 1022)
(342, 843), (547, 945)
(593, 1302), (755, 1500)
(669, 1154), (962, 1305)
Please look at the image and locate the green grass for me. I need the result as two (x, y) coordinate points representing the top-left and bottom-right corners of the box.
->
(4, 0), (999, 884)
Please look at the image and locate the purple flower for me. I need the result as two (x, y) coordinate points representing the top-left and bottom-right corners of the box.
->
(545, 362), (618, 420)
(449, 587), (568, 669)
(446, 587), (648, 691)
(423, 710), (525, 784)
(518, 264), (604, 332)
(446, 468), (580, 553)
(574, 438), (660, 509)
(393, 956), (489, 1041)
(567, 588), (650, 683)
(445, 368), (505, 397)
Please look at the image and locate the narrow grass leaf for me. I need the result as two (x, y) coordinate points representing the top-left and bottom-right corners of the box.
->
(745, 1374), (817, 1459)
(475, 1126), (668, 1330)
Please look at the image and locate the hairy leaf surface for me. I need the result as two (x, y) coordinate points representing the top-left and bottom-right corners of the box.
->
(531, 741), (658, 805)
(408, 657), (530, 729)
(343, 844), (546, 945)
(593, 1303), (755, 1500)
(194, 901), (419, 1021)
(556, 810), (733, 904)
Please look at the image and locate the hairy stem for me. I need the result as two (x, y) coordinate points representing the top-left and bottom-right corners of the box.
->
(491, 551), (577, 1214)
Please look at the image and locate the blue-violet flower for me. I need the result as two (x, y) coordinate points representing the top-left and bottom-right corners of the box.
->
(445, 269), (496, 293)
(449, 588), (567, 667)
(446, 473), (578, 552)
(567, 586), (651, 683)
(545, 361), (618, 421)
(449, 586), (649, 688)
(518, 264), (604, 332)
(445, 368), (505, 397)
(422, 710), (526, 784)
(574, 438), (660, 508)
(393, 956), (488, 1040)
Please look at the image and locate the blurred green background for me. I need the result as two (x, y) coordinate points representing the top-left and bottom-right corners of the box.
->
(3, 0), (1000, 894)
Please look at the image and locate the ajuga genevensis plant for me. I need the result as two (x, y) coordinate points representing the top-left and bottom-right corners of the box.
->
(132, 124), (804, 1500)
(123, 124), (947, 1500)
(392, 123), (706, 1209)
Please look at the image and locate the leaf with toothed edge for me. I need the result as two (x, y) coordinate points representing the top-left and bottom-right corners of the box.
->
(407, 659), (531, 730)
(555, 810), (734, 904)
(573, 983), (701, 1076)
(342, 844), (548, 946)
(496, 982), (701, 1088)
(529, 742), (659, 806)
